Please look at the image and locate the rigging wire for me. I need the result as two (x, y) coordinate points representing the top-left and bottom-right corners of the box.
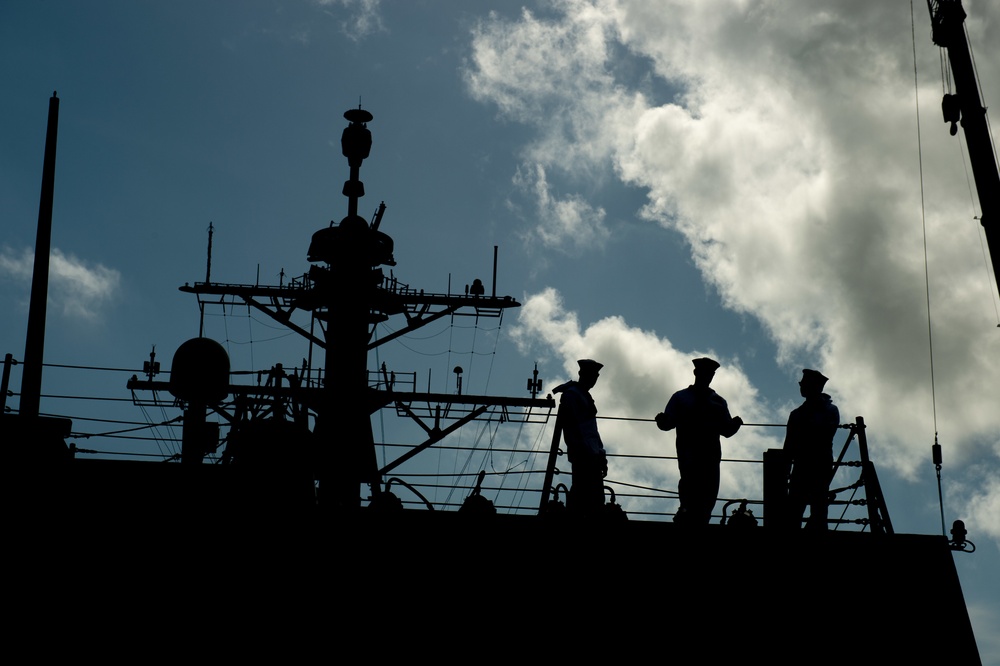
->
(155, 389), (174, 455)
(70, 433), (182, 442)
(70, 449), (181, 459)
(442, 413), (493, 507)
(481, 310), (502, 398)
(463, 316), (483, 391)
(491, 414), (531, 503)
(377, 320), (451, 342)
(40, 413), (165, 426)
(911, 0), (946, 537)
(246, 303), (256, 372)
(440, 314), (458, 504)
(139, 400), (173, 458)
(41, 362), (145, 373)
(390, 339), (453, 357)
(443, 309), (510, 506)
(481, 414), (512, 479)
(244, 313), (298, 332)
(220, 331), (296, 345)
(438, 308), (486, 498)
(69, 415), (182, 439)
(445, 308), (456, 395)
(509, 416), (552, 513)
(221, 299), (233, 361)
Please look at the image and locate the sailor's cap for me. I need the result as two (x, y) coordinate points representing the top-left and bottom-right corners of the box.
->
(577, 359), (604, 374)
(692, 357), (720, 372)
(800, 368), (829, 386)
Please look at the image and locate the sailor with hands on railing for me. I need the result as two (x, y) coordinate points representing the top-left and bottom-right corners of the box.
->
(655, 357), (743, 524)
(553, 359), (608, 516)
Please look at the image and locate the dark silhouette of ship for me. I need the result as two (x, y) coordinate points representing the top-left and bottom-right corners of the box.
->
(2, 2), (989, 661)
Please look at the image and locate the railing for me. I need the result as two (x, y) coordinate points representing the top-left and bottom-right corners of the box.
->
(369, 419), (888, 531)
(1, 353), (890, 531)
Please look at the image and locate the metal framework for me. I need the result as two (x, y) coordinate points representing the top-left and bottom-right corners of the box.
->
(126, 107), (554, 507)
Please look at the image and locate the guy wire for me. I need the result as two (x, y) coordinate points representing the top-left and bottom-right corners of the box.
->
(911, 1), (946, 536)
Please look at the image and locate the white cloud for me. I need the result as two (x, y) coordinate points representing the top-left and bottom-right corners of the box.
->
(316, 0), (385, 41)
(0, 246), (120, 320)
(949, 459), (1000, 543)
(465, 0), (1000, 538)
(0, 246), (33, 281)
(513, 163), (610, 251)
(467, 1), (646, 248)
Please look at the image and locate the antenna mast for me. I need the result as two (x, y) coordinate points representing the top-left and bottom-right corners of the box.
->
(206, 222), (214, 284)
(20, 92), (60, 418)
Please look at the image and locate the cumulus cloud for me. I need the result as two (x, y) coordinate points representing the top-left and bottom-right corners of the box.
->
(0, 246), (120, 320)
(465, 1), (1000, 540)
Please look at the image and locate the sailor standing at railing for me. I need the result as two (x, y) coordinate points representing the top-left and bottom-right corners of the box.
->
(553, 359), (608, 516)
(656, 357), (743, 524)
(783, 369), (840, 530)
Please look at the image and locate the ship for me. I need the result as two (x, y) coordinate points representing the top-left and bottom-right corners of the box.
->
(1, 1), (989, 662)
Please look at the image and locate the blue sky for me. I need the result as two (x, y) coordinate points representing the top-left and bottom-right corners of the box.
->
(2, 1), (998, 658)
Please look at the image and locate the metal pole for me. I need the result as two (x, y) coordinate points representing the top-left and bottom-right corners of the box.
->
(762, 448), (789, 528)
(20, 92), (60, 418)
(492, 245), (498, 298)
(1, 353), (14, 414)
(538, 408), (564, 513)
(856, 416), (893, 534)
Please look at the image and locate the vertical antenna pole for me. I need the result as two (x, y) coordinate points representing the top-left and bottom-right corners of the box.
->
(20, 92), (60, 418)
(206, 222), (214, 284)
(199, 222), (213, 336)
(492, 246), (498, 298)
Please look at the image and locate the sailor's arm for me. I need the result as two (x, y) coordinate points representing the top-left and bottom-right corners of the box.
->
(782, 414), (796, 458)
(721, 415), (743, 438)
(821, 404), (841, 442)
(718, 398), (743, 438)
(655, 393), (680, 431)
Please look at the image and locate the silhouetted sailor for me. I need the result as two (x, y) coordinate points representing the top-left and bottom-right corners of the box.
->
(784, 369), (839, 530)
(553, 359), (608, 515)
(656, 357), (743, 524)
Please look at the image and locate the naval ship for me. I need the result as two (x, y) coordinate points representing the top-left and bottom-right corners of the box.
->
(2, 1), (988, 661)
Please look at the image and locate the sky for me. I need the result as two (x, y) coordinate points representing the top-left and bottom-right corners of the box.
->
(2, 0), (998, 658)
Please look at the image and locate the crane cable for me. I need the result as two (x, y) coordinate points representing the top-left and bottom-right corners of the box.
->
(911, 1), (946, 537)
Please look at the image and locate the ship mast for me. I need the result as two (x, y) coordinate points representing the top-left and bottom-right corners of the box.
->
(137, 108), (554, 506)
(310, 107), (386, 508)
